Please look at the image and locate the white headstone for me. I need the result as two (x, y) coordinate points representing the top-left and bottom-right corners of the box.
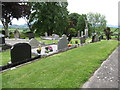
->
(45, 32), (48, 37)
(85, 19), (88, 38)
(58, 36), (68, 50)
(81, 31), (83, 37)
(29, 38), (41, 49)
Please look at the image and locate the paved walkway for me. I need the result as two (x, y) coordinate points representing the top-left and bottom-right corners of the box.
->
(82, 45), (119, 88)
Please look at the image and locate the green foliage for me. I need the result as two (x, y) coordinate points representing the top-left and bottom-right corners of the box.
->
(30, 2), (69, 36)
(76, 14), (86, 33)
(87, 12), (107, 34)
(2, 40), (118, 88)
(68, 28), (77, 36)
(68, 13), (80, 29)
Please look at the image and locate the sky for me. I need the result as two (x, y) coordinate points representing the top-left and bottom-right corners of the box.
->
(0, 0), (119, 26)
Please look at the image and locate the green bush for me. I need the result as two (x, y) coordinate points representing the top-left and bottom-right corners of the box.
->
(68, 28), (77, 36)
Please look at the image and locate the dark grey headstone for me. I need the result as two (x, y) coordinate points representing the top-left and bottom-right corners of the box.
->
(92, 34), (99, 42)
(11, 43), (31, 63)
(0, 34), (5, 45)
(28, 32), (34, 40)
(2, 30), (5, 36)
(58, 35), (68, 50)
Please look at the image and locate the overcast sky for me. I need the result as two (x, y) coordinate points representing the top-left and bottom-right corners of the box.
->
(0, 0), (119, 26)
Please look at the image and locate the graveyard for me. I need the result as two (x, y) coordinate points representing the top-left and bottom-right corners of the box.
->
(0, 1), (120, 89)
(1, 40), (118, 88)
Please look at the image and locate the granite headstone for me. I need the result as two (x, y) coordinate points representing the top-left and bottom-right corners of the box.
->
(28, 32), (34, 40)
(11, 43), (31, 63)
(58, 35), (68, 50)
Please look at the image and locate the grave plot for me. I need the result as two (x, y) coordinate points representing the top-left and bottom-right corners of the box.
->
(0, 43), (41, 70)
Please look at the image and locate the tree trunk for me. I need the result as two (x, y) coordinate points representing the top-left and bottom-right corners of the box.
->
(2, 20), (9, 37)
(4, 22), (9, 37)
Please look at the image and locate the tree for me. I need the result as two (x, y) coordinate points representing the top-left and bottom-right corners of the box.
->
(1, 2), (31, 37)
(29, 2), (69, 36)
(20, 2), (32, 30)
(76, 14), (86, 35)
(68, 13), (80, 29)
(87, 12), (107, 34)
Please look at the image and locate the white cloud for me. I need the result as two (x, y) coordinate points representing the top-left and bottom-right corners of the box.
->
(67, 0), (119, 26)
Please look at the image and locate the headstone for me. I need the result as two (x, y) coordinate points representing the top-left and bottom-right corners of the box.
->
(0, 34), (5, 45)
(28, 32), (34, 40)
(81, 31), (83, 37)
(45, 32), (48, 37)
(85, 19), (88, 38)
(1, 30), (5, 36)
(67, 34), (72, 42)
(29, 38), (41, 49)
(52, 34), (59, 40)
(80, 35), (86, 44)
(11, 43), (31, 63)
(14, 30), (20, 39)
(99, 35), (103, 41)
(58, 35), (68, 50)
(91, 33), (99, 42)
(77, 31), (80, 37)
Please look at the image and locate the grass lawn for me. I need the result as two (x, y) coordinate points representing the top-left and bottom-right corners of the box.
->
(1, 40), (118, 88)
(0, 50), (10, 66)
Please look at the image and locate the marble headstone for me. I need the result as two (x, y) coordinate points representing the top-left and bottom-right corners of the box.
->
(52, 34), (59, 40)
(29, 38), (40, 49)
(45, 32), (48, 37)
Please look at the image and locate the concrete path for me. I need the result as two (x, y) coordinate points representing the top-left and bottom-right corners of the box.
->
(82, 46), (119, 88)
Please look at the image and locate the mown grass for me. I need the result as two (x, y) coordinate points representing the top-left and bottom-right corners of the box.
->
(2, 40), (118, 88)
(0, 50), (10, 66)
